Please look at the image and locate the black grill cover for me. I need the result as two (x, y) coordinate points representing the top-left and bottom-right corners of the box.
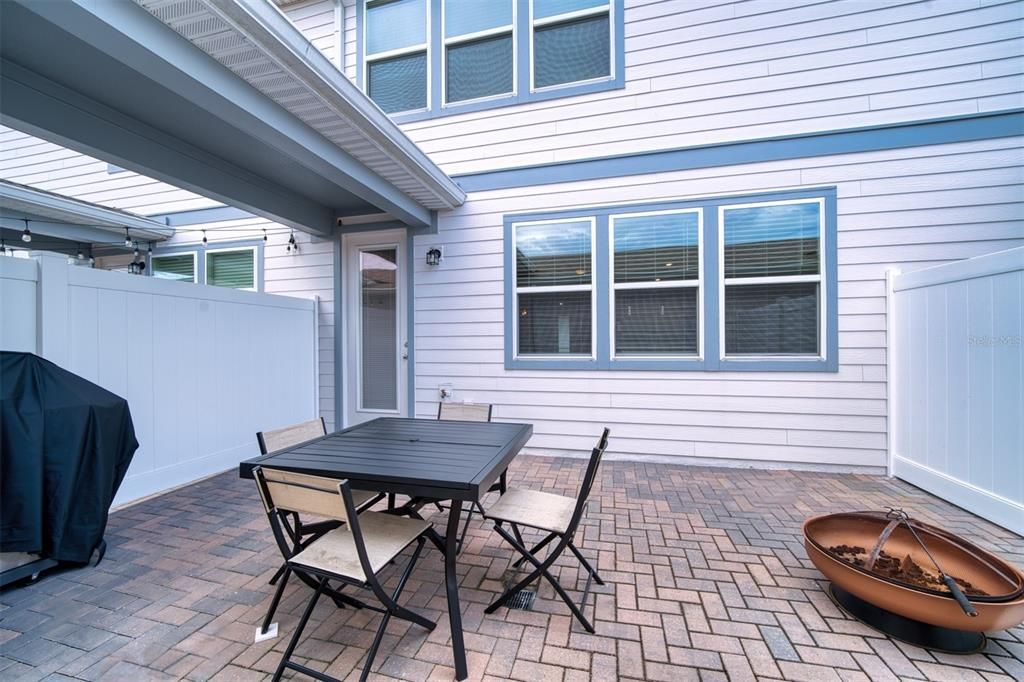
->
(0, 352), (138, 564)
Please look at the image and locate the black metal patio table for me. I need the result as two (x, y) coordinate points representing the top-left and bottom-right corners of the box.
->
(239, 416), (533, 681)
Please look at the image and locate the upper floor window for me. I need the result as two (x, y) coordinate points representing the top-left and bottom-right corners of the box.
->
(532, 0), (611, 90)
(504, 189), (837, 372)
(365, 0), (429, 114)
(444, 0), (514, 104)
(360, 0), (623, 120)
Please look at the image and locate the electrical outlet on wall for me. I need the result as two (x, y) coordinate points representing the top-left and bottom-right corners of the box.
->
(438, 383), (454, 401)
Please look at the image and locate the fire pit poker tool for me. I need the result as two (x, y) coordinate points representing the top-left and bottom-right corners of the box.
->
(885, 508), (977, 617)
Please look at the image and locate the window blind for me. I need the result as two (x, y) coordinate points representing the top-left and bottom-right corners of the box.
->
(366, 0), (426, 54)
(724, 282), (819, 355)
(151, 254), (195, 282)
(447, 34), (514, 103)
(206, 250), (255, 289)
(444, 0), (513, 37)
(613, 213), (699, 284)
(723, 202), (820, 278)
(533, 0), (607, 20)
(515, 221), (592, 287)
(615, 288), (698, 355)
(534, 14), (610, 89)
(518, 290), (592, 355)
(612, 211), (700, 356)
(369, 52), (428, 113)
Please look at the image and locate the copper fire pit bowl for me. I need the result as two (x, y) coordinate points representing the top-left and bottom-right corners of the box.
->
(804, 512), (1024, 639)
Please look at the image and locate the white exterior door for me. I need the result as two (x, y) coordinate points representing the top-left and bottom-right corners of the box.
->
(343, 230), (407, 426)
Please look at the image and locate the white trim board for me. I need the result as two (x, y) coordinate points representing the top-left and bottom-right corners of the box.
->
(892, 455), (1024, 536)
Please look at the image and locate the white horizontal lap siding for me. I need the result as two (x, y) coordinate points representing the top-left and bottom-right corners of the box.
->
(283, 0), (341, 68)
(378, 0), (1024, 174)
(413, 136), (1024, 470)
(0, 127), (218, 214)
(158, 219), (339, 431)
(341, 0), (357, 81)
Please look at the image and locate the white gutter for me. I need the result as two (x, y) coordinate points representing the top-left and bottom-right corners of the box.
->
(0, 180), (174, 241)
(200, 0), (466, 209)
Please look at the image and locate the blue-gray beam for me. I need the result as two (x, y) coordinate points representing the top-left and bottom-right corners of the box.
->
(14, 0), (434, 229)
(0, 216), (147, 247)
(1, 59), (337, 236)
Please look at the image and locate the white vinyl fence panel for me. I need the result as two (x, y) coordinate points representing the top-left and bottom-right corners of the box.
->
(0, 256), (38, 352)
(890, 247), (1024, 535)
(1, 255), (319, 505)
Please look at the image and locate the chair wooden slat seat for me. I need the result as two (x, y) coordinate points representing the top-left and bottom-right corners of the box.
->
(257, 418), (328, 455)
(483, 488), (576, 535)
(289, 513), (432, 582)
(253, 418), (383, 643)
(254, 467), (440, 682)
(432, 402), (503, 553)
(484, 428), (610, 633)
(437, 402), (492, 422)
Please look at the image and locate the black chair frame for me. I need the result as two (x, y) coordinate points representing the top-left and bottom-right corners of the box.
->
(255, 422), (384, 634)
(428, 402), (504, 553)
(484, 428), (609, 633)
(254, 468), (441, 682)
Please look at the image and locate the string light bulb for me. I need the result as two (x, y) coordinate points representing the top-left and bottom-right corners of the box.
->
(148, 242), (154, 254)
(21, 220), (32, 243)
(202, 230), (208, 247)
(77, 245), (84, 260)
(133, 241), (140, 258)
(124, 227), (132, 248)
(263, 228), (267, 243)
(0, 239), (6, 255)
(287, 230), (297, 253)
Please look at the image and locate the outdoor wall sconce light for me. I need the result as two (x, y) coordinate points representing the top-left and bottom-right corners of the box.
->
(425, 246), (442, 266)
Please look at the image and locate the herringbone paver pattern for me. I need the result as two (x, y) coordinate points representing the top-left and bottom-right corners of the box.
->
(1, 456), (1022, 681)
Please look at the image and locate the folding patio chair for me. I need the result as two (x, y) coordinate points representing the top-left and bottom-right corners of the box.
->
(255, 418), (383, 641)
(254, 466), (439, 682)
(483, 428), (609, 632)
(436, 402), (504, 550)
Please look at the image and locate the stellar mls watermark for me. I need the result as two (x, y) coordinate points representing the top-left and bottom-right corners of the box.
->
(968, 335), (1022, 346)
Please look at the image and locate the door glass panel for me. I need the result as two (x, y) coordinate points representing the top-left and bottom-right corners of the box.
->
(360, 248), (398, 410)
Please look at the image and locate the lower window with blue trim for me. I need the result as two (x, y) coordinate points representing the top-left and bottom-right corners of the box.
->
(503, 188), (838, 372)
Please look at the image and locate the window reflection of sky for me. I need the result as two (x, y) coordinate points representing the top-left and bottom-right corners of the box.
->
(614, 213), (698, 250)
(515, 221), (591, 257)
(724, 203), (819, 245)
(513, 202), (819, 258)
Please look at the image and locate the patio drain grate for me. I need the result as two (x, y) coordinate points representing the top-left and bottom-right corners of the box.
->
(506, 590), (536, 611)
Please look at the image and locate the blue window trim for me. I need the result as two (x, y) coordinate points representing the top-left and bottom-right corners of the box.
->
(504, 187), (839, 372)
(150, 237), (264, 292)
(356, 0), (625, 122)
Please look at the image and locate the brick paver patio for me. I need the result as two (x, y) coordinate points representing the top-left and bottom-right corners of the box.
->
(1, 455), (1022, 681)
